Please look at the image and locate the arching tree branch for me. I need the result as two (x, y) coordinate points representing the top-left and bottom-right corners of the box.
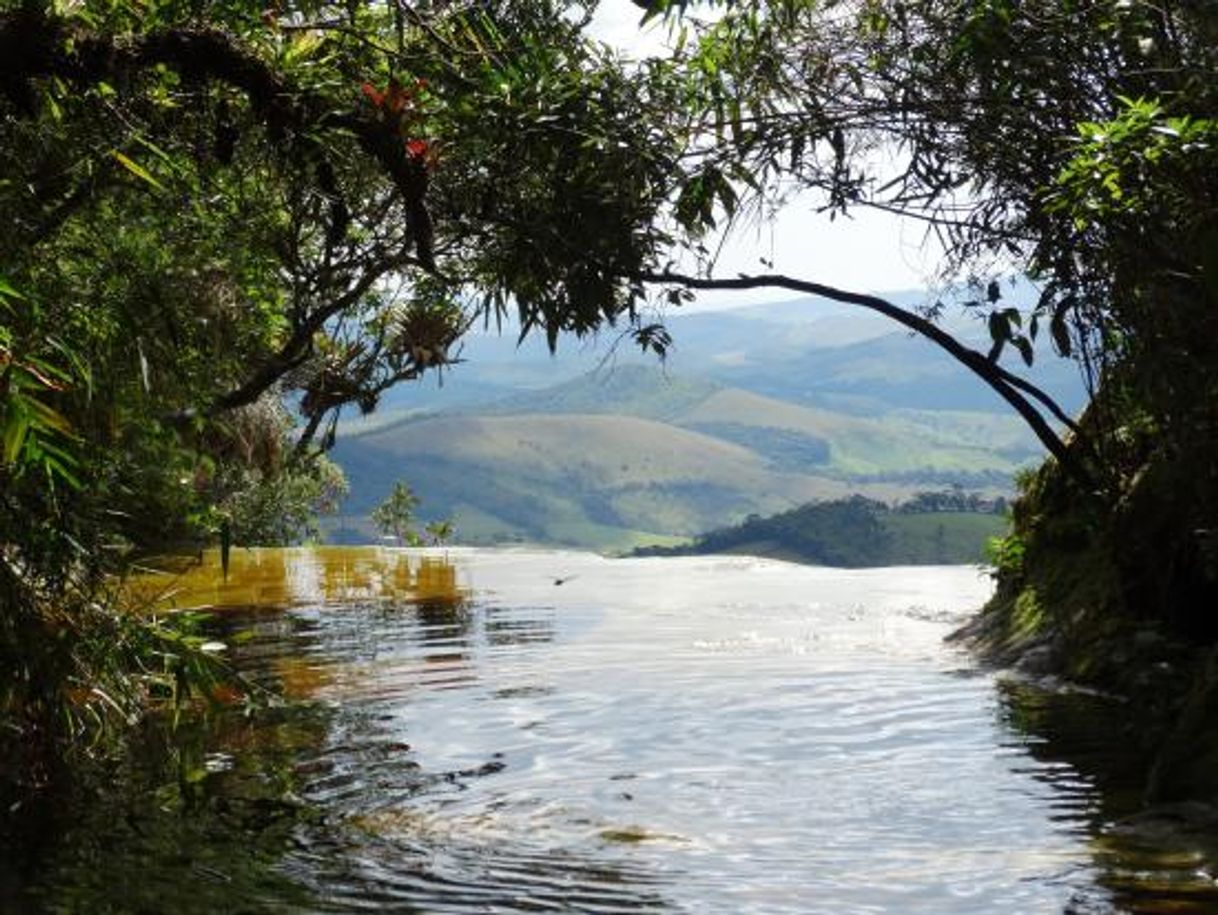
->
(643, 269), (1093, 487)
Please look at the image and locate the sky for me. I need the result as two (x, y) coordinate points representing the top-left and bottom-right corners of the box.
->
(586, 0), (945, 309)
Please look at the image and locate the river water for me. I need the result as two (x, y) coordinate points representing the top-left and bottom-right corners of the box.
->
(7, 547), (1218, 912)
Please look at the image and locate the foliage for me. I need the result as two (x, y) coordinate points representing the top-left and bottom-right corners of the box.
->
(984, 531), (1025, 578)
(649, 0), (1216, 484)
(0, 556), (249, 804)
(424, 518), (455, 546)
(699, 496), (893, 567)
(0, 0), (697, 796)
(635, 491), (1007, 567)
(371, 480), (421, 545)
(219, 454), (348, 547)
(899, 489), (1006, 515)
(630, 1), (1218, 656)
(0, 277), (81, 488)
(4, 0), (1216, 802)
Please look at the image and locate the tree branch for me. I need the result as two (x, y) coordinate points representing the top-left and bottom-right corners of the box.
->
(210, 251), (417, 416)
(0, 10), (435, 268)
(642, 269), (1093, 487)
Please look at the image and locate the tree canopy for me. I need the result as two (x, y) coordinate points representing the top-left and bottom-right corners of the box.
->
(3, 0), (1217, 793)
(0, 0), (713, 574)
(0, 0), (695, 790)
(640, 0), (1218, 659)
(647, 0), (1217, 488)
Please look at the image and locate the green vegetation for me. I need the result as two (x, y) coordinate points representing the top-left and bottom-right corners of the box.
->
(424, 518), (455, 546)
(368, 479), (453, 546)
(4, 0), (1217, 818)
(634, 492), (1008, 568)
(0, 0), (694, 800)
(470, 0), (1218, 804)
(672, 0), (1213, 801)
(685, 423), (830, 470)
(332, 365), (1032, 549)
(473, 363), (720, 422)
(371, 481), (421, 546)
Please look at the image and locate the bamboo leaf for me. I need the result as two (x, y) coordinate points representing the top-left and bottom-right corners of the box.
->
(112, 151), (166, 191)
(0, 277), (24, 301)
(3, 410), (29, 465)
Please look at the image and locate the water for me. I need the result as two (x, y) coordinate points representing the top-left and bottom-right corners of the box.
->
(7, 547), (1218, 913)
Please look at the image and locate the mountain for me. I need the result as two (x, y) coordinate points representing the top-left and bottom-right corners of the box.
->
(330, 355), (1051, 550)
(328, 289), (1082, 550)
(700, 327), (1087, 415)
(352, 290), (1085, 421)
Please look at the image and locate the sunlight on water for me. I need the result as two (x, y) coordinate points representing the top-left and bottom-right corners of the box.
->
(125, 545), (468, 611)
(12, 547), (1218, 912)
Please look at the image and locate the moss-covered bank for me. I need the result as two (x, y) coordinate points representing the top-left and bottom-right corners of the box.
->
(956, 422), (1218, 803)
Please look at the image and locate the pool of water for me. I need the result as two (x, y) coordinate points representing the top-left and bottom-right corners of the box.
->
(7, 547), (1218, 913)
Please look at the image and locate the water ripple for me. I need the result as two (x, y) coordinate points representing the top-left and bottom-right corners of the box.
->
(201, 552), (1114, 912)
(27, 548), (1167, 913)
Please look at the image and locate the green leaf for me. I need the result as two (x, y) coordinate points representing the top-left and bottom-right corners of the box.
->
(0, 277), (25, 301)
(112, 151), (166, 192)
(132, 135), (178, 170)
(3, 412), (29, 465)
(41, 453), (82, 489)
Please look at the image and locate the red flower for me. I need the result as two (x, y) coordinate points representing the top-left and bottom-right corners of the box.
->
(384, 78), (412, 115)
(361, 78), (426, 116)
(360, 82), (384, 108)
(405, 138), (429, 159)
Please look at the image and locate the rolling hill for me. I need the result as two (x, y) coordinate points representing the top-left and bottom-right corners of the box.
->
(633, 496), (1010, 567)
(351, 289), (1085, 422)
(332, 407), (904, 550)
(330, 357), (1050, 550)
(327, 290), (1084, 551)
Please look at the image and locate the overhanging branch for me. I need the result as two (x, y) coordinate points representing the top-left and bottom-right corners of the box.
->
(642, 269), (1092, 486)
(0, 10), (434, 268)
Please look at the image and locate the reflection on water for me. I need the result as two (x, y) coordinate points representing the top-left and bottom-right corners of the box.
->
(126, 545), (467, 611)
(994, 680), (1218, 913)
(8, 547), (1218, 912)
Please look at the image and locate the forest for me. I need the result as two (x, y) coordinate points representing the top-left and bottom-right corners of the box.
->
(633, 492), (1008, 567)
(2, 0), (1217, 818)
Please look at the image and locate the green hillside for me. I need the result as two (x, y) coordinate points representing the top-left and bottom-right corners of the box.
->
(473, 362), (720, 421)
(463, 362), (1042, 480)
(633, 496), (1009, 567)
(331, 364), (1038, 550)
(672, 385), (1037, 482)
(332, 411), (894, 547)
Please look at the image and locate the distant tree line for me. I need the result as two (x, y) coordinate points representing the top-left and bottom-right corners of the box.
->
(634, 491), (1008, 568)
(896, 490), (1008, 515)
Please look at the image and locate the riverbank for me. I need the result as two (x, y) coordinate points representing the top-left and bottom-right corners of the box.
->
(950, 446), (1218, 808)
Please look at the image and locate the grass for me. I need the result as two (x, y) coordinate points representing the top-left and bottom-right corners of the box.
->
(882, 512), (1010, 564)
(675, 388), (1034, 478)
